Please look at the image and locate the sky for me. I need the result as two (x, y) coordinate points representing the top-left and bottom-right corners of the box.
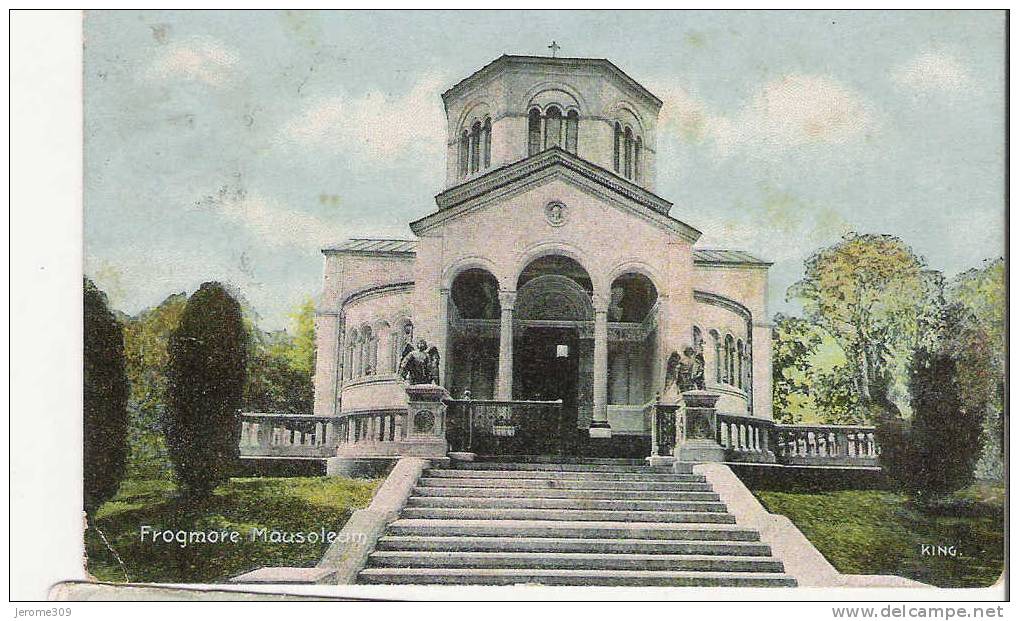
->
(84, 10), (1006, 330)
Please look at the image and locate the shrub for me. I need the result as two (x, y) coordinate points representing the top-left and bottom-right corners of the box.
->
(83, 278), (129, 515)
(164, 282), (247, 501)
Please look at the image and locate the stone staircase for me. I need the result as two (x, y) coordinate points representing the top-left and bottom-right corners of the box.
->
(357, 457), (797, 587)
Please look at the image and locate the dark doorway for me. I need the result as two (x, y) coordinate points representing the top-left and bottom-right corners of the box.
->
(513, 327), (580, 455)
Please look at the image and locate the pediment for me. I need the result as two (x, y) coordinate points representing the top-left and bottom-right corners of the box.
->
(410, 148), (701, 242)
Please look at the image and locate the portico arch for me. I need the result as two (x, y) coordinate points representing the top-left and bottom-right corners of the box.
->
(445, 267), (502, 399)
(512, 240), (605, 297)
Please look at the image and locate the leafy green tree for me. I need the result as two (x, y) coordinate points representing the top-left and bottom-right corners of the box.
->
(285, 297), (316, 376)
(122, 293), (186, 479)
(165, 282), (247, 501)
(881, 303), (983, 502)
(788, 233), (941, 416)
(948, 258), (1005, 480)
(244, 298), (316, 414)
(83, 278), (130, 515)
(812, 364), (863, 425)
(772, 313), (822, 423)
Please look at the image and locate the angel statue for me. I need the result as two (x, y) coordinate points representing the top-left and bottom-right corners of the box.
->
(399, 338), (442, 386)
(663, 345), (704, 400)
(662, 351), (683, 404)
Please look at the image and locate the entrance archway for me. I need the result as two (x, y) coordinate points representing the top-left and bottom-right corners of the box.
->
(445, 268), (501, 399)
(513, 255), (594, 454)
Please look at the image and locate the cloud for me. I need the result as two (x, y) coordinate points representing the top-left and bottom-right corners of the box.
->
(659, 74), (876, 157)
(212, 191), (341, 250)
(147, 37), (239, 86)
(892, 52), (970, 92)
(693, 189), (852, 264)
(278, 73), (447, 160)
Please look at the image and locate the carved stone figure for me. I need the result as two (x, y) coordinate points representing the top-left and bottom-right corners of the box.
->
(664, 346), (704, 399)
(688, 346), (706, 390)
(400, 339), (441, 385)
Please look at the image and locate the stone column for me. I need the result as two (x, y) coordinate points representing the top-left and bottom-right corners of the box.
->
(495, 290), (516, 400)
(590, 294), (611, 438)
(437, 287), (450, 384)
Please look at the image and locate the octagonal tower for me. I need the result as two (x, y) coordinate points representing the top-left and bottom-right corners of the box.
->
(441, 55), (663, 192)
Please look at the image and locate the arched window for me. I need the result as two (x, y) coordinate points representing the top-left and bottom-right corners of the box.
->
(469, 121), (481, 174)
(692, 326), (703, 351)
(350, 329), (362, 379)
(565, 110), (579, 154)
(613, 122), (622, 172)
(634, 137), (642, 182)
(544, 106), (562, 149)
(736, 340), (744, 390)
(458, 130), (469, 177)
(624, 127), (634, 179)
(359, 326), (372, 377)
(724, 334), (735, 385)
(709, 330), (721, 384)
(481, 117), (491, 169)
(527, 108), (542, 156)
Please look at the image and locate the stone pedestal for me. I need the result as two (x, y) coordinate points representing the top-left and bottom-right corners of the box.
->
(403, 383), (450, 458)
(676, 390), (725, 463)
(646, 455), (676, 468)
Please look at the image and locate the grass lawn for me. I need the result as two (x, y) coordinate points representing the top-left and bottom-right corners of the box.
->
(754, 483), (1004, 588)
(84, 476), (381, 584)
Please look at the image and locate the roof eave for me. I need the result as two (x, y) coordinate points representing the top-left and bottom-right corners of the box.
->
(411, 148), (699, 241)
(441, 55), (662, 109)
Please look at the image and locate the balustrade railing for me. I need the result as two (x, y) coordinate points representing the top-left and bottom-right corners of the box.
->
(644, 402), (880, 468)
(336, 410), (402, 445)
(773, 424), (879, 466)
(717, 413), (774, 463)
(446, 397), (564, 456)
(238, 413), (342, 458)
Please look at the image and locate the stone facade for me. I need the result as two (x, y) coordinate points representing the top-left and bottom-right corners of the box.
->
(312, 54), (773, 457)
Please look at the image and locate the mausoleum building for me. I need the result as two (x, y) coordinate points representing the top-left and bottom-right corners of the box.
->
(311, 54), (773, 458)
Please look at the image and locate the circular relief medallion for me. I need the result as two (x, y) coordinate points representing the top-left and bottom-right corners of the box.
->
(413, 410), (436, 433)
(544, 201), (567, 227)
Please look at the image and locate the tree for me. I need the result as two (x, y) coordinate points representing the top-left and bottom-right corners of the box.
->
(285, 297), (316, 376)
(165, 282), (247, 501)
(788, 233), (940, 415)
(83, 278), (129, 515)
(122, 293), (187, 479)
(948, 258), (1005, 480)
(881, 303), (983, 502)
(812, 364), (862, 425)
(772, 313), (822, 423)
(244, 298), (317, 415)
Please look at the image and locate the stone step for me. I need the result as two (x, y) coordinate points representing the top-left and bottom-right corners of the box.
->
(367, 551), (786, 573)
(417, 477), (712, 492)
(400, 507), (736, 523)
(386, 519), (759, 541)
(406, 496), (729, 513)
(358, 567), (797, 587)
(474, 456), (648, 466)
(453, 461), (688, 473)
(428, 468), (705, 482)
(412, 486), (720, 501)
(375, 535), (774, 556)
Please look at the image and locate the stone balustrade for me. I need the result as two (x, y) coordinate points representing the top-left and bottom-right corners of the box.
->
(645, 399), (881, 468)
(773, 424), (879, 467)
(717, 413), (775, 463)
(239, 413), (342, 458)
